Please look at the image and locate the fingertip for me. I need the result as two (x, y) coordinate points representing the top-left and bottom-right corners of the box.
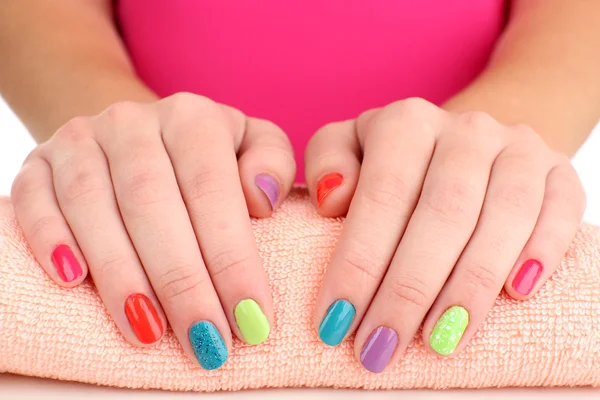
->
(505, 259), (545, 300)
(49, 243), (88, 287)
(238, 119), (296, 218)
(252, 173), (282, 217)
(304, 120), (361, 217)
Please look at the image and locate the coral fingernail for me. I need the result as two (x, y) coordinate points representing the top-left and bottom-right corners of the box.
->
(51, 244), (83, 283)
(316, 173), (343, 207)
(513, 259), (543, 295)
(234, 299), (271, 345)
(124, 294), (164, 345)
(360, 326), (399, 373)
(255, 174), (280, 210)
(318, 299), (355, 346)
(189, 321), (228, 370)
(429, 306), (469, 356)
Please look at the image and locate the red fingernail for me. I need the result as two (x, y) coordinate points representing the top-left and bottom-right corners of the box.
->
(125, 294), (164, 344)
(317, 173), (343, 207)
(51, 244), (83, 283)
(513, 259), (543, 295)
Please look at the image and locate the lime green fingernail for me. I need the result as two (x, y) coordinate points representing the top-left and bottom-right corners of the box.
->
(429, 306), (469, 356)
(234, 299), (270, 345)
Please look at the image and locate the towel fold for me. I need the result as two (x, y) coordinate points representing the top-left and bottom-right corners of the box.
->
(1, 190), (599, 391)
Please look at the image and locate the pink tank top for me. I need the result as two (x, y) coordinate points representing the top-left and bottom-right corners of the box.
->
(117, 1), (506, 181)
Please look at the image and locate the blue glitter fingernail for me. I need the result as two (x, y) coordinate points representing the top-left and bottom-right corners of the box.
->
(189, 321), (228, 370)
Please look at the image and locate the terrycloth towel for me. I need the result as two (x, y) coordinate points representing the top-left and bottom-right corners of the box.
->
(1, 190), (599, 391)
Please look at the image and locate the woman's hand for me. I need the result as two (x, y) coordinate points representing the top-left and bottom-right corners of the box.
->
(11, 93), (296, 370)
(305, 98), (586, 373)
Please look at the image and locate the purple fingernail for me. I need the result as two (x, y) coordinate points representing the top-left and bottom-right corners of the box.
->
(255, 174), (279, 210)
(360, 326), (398, 373)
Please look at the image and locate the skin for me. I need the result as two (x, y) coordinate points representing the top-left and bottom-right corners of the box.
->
(0, 0), (599, 370)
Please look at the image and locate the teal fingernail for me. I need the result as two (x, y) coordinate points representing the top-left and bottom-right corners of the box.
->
(189, 321), (228, 370)
(318, 299), (356, 346)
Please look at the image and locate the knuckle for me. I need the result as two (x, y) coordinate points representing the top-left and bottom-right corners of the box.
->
(387, 97), (436, 117)
(54, 117), (94, 143)
(104, 101), (146, 124)
(387, 275), (430, 309)
(509, 123), (540, 143)
(494, 179), (536, 211)
(459, 111), (497, 129)
(543, 229), (569, 256)
(362, 171), (411, 212)
(422, 180), (478, 227)
(339, 246), (384, 282)
(157, 264), (206, 303)
(11, 166), (41, 200)
(207, 248), (251, 278)
(183, 168), (226, 204)
(164, 92), (217, 116)
(95, 253), (131, 277)
(462, 261), (500, 291)
(362, 98), (438, 141)
(119, 169), (174, 214)
(28, 215), (64, 242)
(61, 162), (110, 206)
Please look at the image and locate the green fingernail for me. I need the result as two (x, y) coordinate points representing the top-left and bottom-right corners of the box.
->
(429, 306), (469, 356)
(234, 299), (270, 345)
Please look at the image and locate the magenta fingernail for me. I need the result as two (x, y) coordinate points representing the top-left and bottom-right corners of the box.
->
(513, 259), (543, 295)
(255, 174), (279, 210)
(360, 326), (398, 373)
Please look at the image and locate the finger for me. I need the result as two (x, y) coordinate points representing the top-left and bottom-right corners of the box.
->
(159, 94), (272, 346)
(304, 119), (361, 217)
(11, 154), (88, 287)
(423, 130), (548, 357)
(505, 160), (586, 299)
(46, 117), (167, 347)
(237, 117), (296, 217)
(94, 99), (231, 368)
(314, 99), (440, 347)
(354, 112), (505, 372)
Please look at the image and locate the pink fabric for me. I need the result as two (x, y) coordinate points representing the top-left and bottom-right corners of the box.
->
(116, 0), (507, 181)
(1, 191), (600, 391)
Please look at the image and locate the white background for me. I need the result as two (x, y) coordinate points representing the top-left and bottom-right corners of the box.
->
(1, 97), (599, 398)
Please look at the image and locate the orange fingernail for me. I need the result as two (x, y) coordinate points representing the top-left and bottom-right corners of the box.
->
(317, 173), (343, 207)
(125, 294), (164, 344)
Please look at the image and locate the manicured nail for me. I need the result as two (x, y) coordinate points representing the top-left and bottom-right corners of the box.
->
(234, 299), (270, 345)
(189, 321), (228, 370)
(318, 299), (356, 346)
(51, 244), (83, 283)
(513, 259), (543, 295)
(255, 174), (279, 210)
(316, 173), (343, 207)
(430, 306), (469, 356)
(124, 294), (164, 345)
(360, 326), (399, 373)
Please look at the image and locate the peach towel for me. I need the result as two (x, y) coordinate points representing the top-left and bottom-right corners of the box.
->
(1, 190), (600, 391)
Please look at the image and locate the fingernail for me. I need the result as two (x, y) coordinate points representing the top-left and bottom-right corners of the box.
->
(255, 174), (279, 210)
(124, 294), (164, 345)
(429, 306), (469, 356)
(316, 173), (343, 207)
(360, 326), (399, 373)
(513, 259), (543, 295)
(51, 244), (83, 283)
(318, 299), (356, 346)
(234, 299), (270, 345)
(189, 321), (228, 370)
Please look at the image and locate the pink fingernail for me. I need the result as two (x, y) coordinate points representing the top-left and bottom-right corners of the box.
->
(51, 244), (83, 283)
(513, 259), (543, 295)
